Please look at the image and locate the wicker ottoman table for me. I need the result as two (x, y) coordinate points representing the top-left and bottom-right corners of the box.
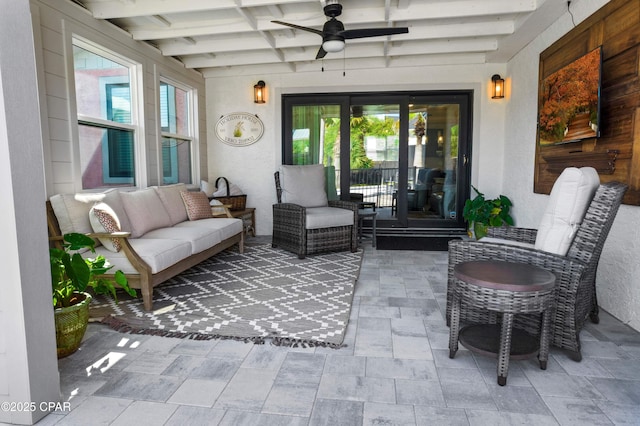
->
(449, 260), (556, 386)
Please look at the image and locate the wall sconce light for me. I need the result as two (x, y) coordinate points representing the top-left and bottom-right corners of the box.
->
(254, 80), (266, 104)
(491, 74), (505, 99)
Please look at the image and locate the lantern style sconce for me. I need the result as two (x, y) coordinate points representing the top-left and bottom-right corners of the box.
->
(491, 74), (505, 99)
(254, 80), (266, 103)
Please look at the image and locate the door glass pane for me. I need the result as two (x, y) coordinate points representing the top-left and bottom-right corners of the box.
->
(349, 104), (399, 218)
(291, 105), (340, 199)
(408, 104), (459, 221)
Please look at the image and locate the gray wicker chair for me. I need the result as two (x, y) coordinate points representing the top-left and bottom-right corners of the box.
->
(447, 182), (627, 361)
(273, 168), (358, 259)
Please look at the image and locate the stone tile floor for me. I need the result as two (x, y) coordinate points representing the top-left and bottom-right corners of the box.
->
(39, 241), (640, 425)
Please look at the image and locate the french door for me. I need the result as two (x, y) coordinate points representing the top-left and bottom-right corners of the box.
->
(282, 91), (472, 232)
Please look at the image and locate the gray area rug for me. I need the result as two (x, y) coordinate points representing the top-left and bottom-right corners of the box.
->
(92, 244), (363, 348)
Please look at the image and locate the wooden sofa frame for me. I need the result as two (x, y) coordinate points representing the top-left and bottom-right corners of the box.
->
(46, 201), (244, 312)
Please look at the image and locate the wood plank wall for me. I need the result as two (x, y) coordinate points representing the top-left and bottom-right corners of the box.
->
(535, 0), (640, 205)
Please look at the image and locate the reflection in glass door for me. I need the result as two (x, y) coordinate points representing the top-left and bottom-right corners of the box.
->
(407, 103), (460, 225)
(289, 103), (342, 200)
(283, 92), (470, 236)
(349, 103), (399, 218)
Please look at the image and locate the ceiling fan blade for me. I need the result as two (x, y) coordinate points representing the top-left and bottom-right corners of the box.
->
(271, 20), (323, 36)
(316, 46), (328, 59)
(341, 27), (409, 40)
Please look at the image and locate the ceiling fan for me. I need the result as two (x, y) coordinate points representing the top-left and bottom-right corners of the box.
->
(272, 2), (409, 59)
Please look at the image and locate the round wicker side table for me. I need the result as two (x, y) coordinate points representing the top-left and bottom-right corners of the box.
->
(449, 260), (556, 386)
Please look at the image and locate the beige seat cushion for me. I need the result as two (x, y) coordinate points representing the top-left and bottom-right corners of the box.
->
(305, 207), (354, 230)
(175, 218), (243, 241)
(91, 238), (192, 274)
(142, 226), (223, 255)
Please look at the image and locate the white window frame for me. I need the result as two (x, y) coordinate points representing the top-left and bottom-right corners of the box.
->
(70, 35), (145, 189)
(158, 75), (197, 185)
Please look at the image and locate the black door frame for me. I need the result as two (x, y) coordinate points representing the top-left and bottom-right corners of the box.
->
(282, 90), (472, 232)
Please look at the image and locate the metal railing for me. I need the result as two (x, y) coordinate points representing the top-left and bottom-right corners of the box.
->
(335, 167), (419, 208)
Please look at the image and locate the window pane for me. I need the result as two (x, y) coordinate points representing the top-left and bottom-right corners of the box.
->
(160, 82), (190, 135)
(79, 124), (135, 189)
(162, 138), (191, 184)
(73, 45), (131, 123)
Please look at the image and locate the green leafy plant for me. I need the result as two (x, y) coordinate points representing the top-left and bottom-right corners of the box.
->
(51, 233), (136, 309)
(463, 186), (514, 239)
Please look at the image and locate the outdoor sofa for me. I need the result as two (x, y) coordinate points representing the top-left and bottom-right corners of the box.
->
(47, 183), (244, 311)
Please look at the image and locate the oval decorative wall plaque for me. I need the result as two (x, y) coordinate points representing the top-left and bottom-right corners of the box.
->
(215, 112), (264, 146)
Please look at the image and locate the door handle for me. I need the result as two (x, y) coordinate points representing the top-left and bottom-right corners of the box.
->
(463, 154), (469, 165)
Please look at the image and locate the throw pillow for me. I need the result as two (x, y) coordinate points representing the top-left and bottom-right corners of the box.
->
(89, 203), (122, 252)
(181, 191), (213, 221)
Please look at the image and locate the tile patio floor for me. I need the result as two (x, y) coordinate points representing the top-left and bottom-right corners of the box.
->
(39, 239), (640, 425)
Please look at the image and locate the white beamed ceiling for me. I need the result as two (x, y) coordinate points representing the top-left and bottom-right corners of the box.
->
(73, 0), (568, 77)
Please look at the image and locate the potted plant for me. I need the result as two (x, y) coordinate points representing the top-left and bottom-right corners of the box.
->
(51, 233), (136, 358)
(463, 186), (514, 240)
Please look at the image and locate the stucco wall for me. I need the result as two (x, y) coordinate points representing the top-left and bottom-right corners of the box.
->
(505, 0), (639, 331)
(205, 64), (507, 236)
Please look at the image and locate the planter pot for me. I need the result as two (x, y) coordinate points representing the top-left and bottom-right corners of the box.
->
(54, 292), (92, 358)
(468, 221), (488, 240)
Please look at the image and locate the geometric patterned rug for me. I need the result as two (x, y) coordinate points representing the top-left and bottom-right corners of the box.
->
(91, 244), (363, 348)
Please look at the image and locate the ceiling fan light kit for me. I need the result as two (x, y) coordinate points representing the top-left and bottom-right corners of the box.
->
(322, 39), (345, 53)
(272, 2), (408, 60)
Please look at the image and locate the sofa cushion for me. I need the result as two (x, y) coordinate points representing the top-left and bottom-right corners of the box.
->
(121, 188), (173, 238)
(154, 183), (189, 225)
(91, 238), (192, 275)
(105, 191), (131, 233)
(181, 191), (213, 221)
(175, 218), (243, 241)
(305, 206), (354, 230)
(50, 190), (112, 235)
(89, 203), (122, 252)
(535, 167), (600, 255)
(280, 164), (328, 208)
(142, 226), (223, 255)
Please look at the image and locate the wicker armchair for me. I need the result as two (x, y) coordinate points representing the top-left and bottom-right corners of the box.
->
(447, 181), (627, 361)
(273, 165), (358, 259)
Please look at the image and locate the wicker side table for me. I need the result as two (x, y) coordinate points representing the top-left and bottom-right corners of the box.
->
(449, 260), (556, 386)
